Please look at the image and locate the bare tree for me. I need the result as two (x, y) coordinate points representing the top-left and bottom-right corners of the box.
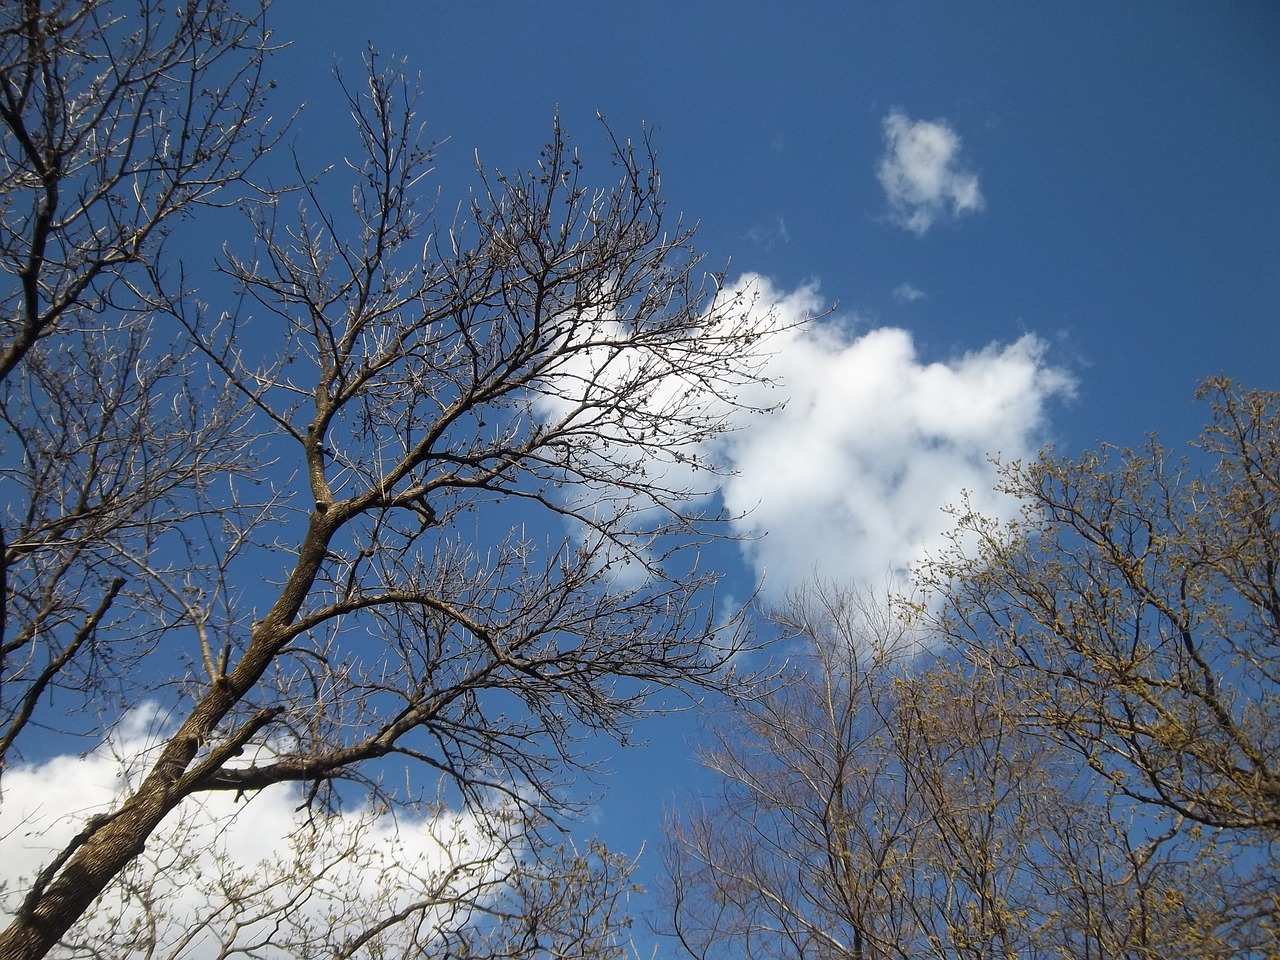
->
(662, 582), (1261, 960)
(922, 379), (1280, 838)
(0, 4), (794, 959)
(0, 0), (278, 381)
(1, 0), (278, 761)
(10, 772), (639, 960)
(664, 587), (922, 960)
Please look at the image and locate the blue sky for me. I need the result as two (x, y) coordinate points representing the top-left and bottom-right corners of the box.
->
(271, 1), (1280, 453)
(265, 0), (1280, 902)
(5, 1), (1280, 948)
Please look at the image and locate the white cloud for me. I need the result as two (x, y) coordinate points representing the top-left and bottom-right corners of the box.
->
(527, 274), (1071, 600)
(893, 282), (928, 302)
(527, 278), (796, 554)
(877, 110), (984, 235)
(708, 275), (1072, 598)
(0, 706), (518, 959)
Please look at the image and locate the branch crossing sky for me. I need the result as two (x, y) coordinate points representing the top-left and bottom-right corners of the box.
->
(266, 0), (1280, 599)
(4, 2), (1279, 946)
(263, 0), (1280, 871)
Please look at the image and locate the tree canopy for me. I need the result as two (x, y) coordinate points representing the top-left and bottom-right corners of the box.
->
(928, 378), (1280, 836)
(664, 383), (1280, 960)
(0, 3), (793, 958)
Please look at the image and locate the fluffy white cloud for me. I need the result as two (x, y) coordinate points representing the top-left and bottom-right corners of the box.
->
(877, 110), (984, 235)
(0, 707), (517, 959)
(709, 275), (1072, 598)
(527, 273), (1071, 599)
(525, 277), (797, 588)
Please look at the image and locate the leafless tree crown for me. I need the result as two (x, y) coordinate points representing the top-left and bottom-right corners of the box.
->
(0, 4), (798, 959)
(663, 581), (1275, 960)
(926, 378), (1280, 836)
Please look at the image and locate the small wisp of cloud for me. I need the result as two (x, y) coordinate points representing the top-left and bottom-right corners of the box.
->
(747, 216), (791, 251)
(878, 110), (984, 236)
(893, 282), (928, 302)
